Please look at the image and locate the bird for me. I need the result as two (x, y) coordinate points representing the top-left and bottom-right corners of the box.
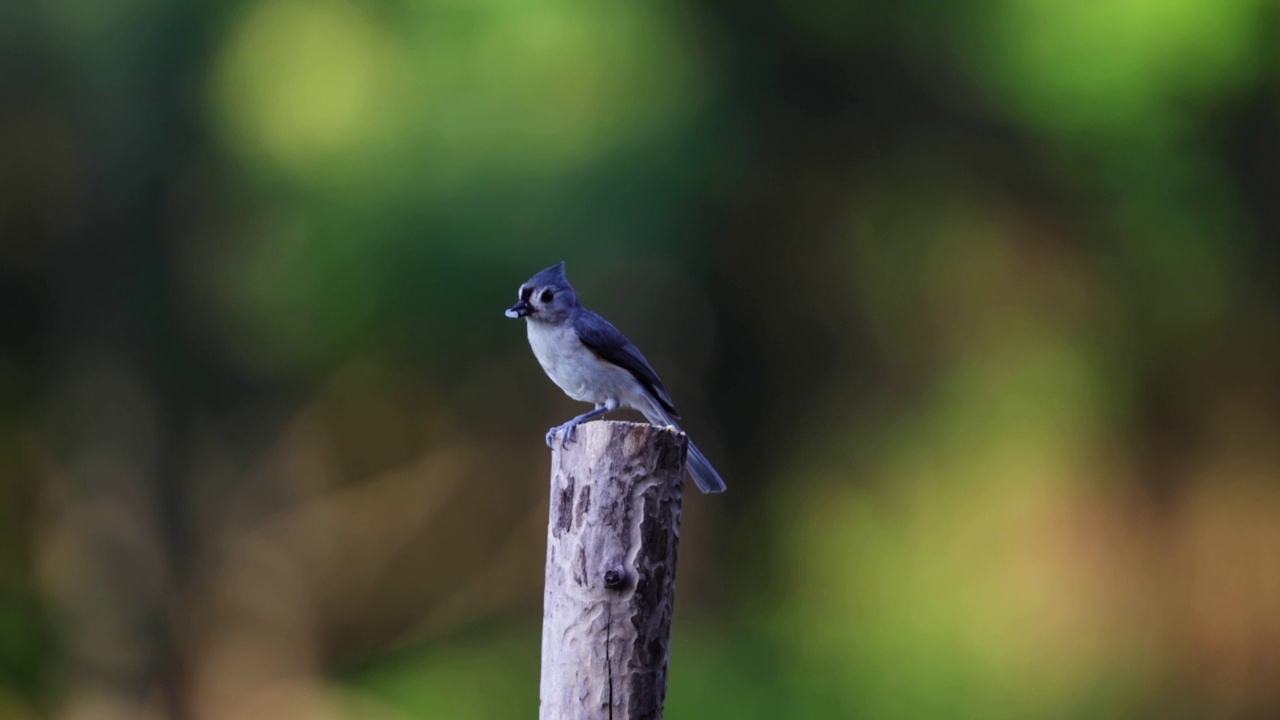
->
(505, 261), (727, 494)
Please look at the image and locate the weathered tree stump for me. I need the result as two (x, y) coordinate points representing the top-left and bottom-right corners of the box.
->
(540, 420), (689, 720)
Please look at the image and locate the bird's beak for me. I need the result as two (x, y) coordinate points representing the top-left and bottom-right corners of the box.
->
(505, 299), (533, 319)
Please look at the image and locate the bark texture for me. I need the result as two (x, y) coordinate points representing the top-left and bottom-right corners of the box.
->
(540, 420), (689, 720)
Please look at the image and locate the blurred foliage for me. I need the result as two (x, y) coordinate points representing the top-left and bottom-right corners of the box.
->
(3, 0), (1280, 718)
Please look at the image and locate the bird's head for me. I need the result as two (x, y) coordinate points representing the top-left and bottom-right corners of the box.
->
(506, 261), (579, 323)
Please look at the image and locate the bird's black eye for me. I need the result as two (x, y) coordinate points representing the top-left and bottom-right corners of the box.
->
(540, 289), (555, 303)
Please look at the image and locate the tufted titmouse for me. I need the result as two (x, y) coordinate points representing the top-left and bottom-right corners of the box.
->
(505, 262), (727, 494)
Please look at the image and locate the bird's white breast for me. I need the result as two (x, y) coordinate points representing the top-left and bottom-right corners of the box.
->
(526, 320), (640, 406)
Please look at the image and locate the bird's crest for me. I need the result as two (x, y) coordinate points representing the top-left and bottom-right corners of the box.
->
(531, 261), (570, 289)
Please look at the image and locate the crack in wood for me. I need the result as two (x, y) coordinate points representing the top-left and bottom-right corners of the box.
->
(606, 599), (614, 720)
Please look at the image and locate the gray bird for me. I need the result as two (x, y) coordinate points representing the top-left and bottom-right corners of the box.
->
(505, 262), (727, 494)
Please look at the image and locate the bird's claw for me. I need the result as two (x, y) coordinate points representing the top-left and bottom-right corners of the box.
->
(561, 422), (578, 449)
(545, 421), (580, 450)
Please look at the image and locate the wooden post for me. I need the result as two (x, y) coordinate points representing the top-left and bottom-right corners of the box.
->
(540, 420), (689, 720)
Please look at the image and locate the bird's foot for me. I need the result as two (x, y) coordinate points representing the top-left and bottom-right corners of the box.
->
(545, 420), (581, 449)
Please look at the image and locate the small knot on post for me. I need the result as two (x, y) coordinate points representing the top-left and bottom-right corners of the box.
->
(602, 568), (626, 590)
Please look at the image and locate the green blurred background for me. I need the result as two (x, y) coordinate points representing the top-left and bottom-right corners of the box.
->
(3, 0), (1280, 718)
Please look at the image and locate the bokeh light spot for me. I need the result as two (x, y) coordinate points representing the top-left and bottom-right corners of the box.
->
(214, 0), (395, 172)
(976, 0), (1268, 136)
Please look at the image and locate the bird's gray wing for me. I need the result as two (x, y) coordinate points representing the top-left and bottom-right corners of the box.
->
(574, 310), (679, 417)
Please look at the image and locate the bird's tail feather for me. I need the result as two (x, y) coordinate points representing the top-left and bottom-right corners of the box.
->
(641, 406), (727, 494)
